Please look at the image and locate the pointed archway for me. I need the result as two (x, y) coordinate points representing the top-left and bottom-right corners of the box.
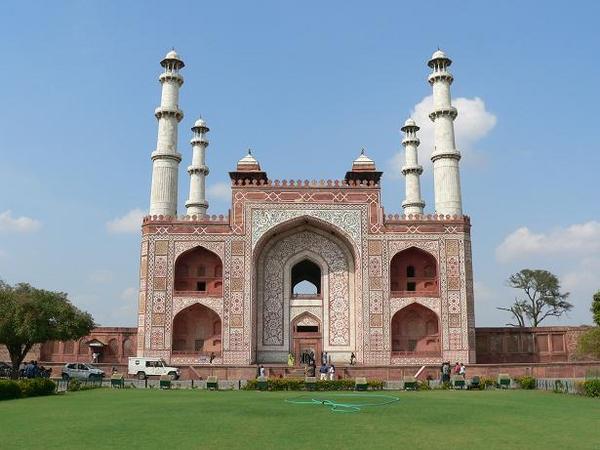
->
(391, 303), (440, 356)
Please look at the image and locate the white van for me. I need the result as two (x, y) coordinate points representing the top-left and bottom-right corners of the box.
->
(128, 357), (180, 380)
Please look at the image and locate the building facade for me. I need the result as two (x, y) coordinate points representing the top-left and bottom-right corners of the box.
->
(136, 50), (476, 366)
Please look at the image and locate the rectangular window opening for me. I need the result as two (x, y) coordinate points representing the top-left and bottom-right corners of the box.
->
(406, 282), (416, 292)
(196, 281), (206, 292)
(296, 325), (318, 333)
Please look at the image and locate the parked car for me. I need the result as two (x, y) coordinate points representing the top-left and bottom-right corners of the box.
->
(61, 363), (104, 380)
(128, 357), (180, 380)
(0, 362), (12, 378)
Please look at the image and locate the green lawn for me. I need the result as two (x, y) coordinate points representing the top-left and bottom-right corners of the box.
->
(0, 389), (598, 450)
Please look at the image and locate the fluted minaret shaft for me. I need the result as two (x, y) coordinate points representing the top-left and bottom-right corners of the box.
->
(185, 119), (210, 216)
(428, 50), (463, 216)
(149, 51), (184, 217)
(401, 119), (425, 215)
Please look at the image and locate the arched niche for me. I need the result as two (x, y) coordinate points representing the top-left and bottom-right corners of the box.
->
(390, 247), (439, 297)
(291, 259), (322, 297)
(172, 303), (222, 355)
(391, 303), (440, 356)
(174, 246), (223, 296)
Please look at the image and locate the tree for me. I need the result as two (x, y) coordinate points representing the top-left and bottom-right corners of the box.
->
(577, 327), (600, 360)
(0, 281), (95, 379)
(497, 269), (572, 327)
(591, 290), (600, 327)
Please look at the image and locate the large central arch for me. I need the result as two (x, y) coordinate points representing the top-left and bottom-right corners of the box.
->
(253, 218), (357, 363)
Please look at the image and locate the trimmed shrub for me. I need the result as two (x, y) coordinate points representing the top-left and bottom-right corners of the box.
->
(417, 381), (431, 391)
(516, 376), (536, 390)
(0, 380), (22, 401)
(19, 378), (56, 397)
(582, 379), (600, 398)
(68, 379), (82, 392)
(243, 378), (383, 391)
(480, 376), (496, 389)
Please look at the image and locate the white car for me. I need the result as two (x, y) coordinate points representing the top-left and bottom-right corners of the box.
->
(128, 357), (180, 380)
(62, 363), (104, 380)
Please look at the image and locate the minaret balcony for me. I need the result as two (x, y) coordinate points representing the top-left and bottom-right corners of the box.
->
(155, 106), (184, 121)
(428, 107), (457, 121)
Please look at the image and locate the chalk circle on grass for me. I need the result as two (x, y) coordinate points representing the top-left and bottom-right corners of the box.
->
(284, 393), (400, 413)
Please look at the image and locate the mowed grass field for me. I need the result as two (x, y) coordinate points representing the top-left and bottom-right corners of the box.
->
(0, 388), (598, 450)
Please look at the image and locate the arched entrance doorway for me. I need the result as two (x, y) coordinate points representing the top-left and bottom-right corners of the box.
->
(391, 303), (440, 356)
(254, 220), (356, 364)
(172, 304), (222, 357)
(291, 313), (322, 365)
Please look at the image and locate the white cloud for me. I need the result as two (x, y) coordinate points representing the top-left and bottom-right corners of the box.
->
(89, 269), (114, 284)
(207, 182), (231, 202)
(389, 95), (497, 177)
(0, 210), (41, 233)
(496, 221), (600, 263)
(106, 208), (146, 234)
(120, 286), (137, 302)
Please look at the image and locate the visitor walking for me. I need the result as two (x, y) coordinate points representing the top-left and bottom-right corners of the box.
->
(350, 352), (356, 365)
(459, 363), (466, 377)
(329, 364), (336, 380)
(441, 362), (450, 383)
(259, 365), (266, 378)
(453, 362), (461, 375)
(319, 363), (328, 380)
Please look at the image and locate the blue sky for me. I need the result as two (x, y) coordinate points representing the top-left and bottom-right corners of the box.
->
(0, 1), (599, 327)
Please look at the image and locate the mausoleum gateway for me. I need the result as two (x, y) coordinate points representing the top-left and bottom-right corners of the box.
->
(137, 49), (475, 366)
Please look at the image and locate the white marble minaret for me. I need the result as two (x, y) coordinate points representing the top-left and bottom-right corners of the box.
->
(428, 50), (463, 216)
(401, 118), (425, 215)
(185, 118), (210, 216)
(149, 50), (185, 217)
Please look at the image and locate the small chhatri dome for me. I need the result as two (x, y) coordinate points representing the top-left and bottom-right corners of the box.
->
(193, 117), (209, 130)
(236, 149), (261, 171)
(351, 148), (376, 172)
(161, 49), (185, 68)
(401, 117), (419, 132)
(428, 49), (451, 68)
(431, 49), (447, 59)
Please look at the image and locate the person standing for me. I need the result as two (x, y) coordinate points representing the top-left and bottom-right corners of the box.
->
(329, 364), (336, 381)
(259, 365), (266, 378)
(319, 363), (328, 381)
(350, 352), (356, 366)
(459, 363), (466, 377)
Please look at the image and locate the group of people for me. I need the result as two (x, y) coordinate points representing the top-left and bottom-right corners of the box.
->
(20, 361), (52, 379)
(440, 361), (466, 382)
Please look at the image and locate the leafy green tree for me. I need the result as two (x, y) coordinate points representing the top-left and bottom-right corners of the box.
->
(0, 281), (95, 378)
(591, 290), (600, 326)
(577, 327), (600, 360)
(497, 269), (572, 327)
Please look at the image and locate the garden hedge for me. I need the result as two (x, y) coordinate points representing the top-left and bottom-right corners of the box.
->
(0, 378), (56, 401)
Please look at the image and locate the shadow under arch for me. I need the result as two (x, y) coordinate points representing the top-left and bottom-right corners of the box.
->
(390, 246), (439, 297)
(391, 303), (441, 356)
(172, 303), (222, 355)
(174, 245), (223, 296)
